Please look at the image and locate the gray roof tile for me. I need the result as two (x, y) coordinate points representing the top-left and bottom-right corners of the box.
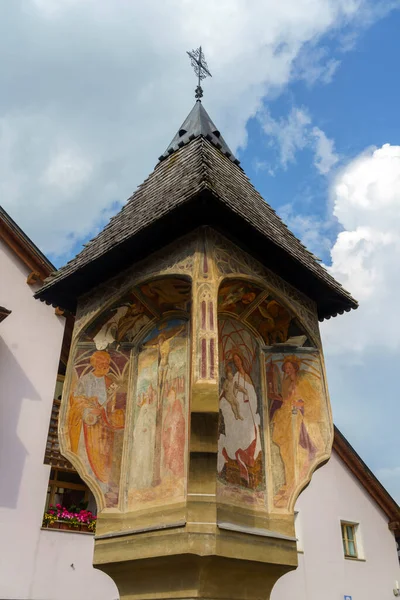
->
(36, 117), (357, 319)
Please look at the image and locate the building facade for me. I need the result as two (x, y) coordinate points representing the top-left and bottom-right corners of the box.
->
(0, 208), (117, 600)
(273, 450), (399, 600)
(1, 97), (399, 599)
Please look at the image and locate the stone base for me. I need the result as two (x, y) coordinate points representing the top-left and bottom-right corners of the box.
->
(98, 554), (295, 600)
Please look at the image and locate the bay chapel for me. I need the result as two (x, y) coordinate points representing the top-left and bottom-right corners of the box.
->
(0, 66), (399, 600)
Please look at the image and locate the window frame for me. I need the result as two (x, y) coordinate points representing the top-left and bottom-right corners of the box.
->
(46, 467), (90, 511)
(341, 521), (359, 559)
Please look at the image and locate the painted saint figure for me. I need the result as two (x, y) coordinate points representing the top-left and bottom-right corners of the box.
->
(220, 365), (243, 421)
(218, 352), (262, 487)
(68, 351), (125, 487)
(131, 384), (157, 489)
(269, 355), (325, 505)
(128, 319), (188, 508)
(143, 324), (185, 486)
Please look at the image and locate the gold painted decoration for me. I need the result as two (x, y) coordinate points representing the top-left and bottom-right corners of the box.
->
(266, 351), (330, 509)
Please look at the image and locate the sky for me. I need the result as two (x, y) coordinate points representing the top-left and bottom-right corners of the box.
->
(1, 0), (399, 502)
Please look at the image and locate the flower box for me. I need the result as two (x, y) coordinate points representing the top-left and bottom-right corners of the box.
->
(43, 520), (94, 533)
(59, 521), (77, 531)
(42, 505), (97, 533)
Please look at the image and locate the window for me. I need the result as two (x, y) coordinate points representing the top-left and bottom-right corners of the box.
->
(45, 468), (96, 514)
(341, 522), (358, 558)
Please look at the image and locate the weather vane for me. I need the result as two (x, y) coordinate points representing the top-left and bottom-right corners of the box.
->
(186, 46), (212, 100)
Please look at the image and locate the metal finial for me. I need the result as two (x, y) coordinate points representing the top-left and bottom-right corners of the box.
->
(186, 46), (212, 101)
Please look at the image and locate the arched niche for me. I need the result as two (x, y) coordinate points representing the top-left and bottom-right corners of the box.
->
(61, 276), (191, 511)
(217, 278), (331, 513)
(126, 314), (190, 512)
(217, 315), (266, 508)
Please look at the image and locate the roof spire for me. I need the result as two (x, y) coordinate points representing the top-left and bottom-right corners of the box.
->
(187, 46), (212, 101)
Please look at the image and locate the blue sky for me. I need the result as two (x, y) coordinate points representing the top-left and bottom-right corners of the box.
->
(243, 10), (400, 263)
(1, 0), (399, 502)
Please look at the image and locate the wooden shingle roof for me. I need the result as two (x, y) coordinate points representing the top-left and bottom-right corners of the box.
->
(35, 106), (357, 320)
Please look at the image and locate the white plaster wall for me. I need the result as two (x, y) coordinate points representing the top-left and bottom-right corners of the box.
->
(272, 451), (400, 600)
(0, 239), (118, 600)
(31, 530), (118, 600)
(1, 236), (398, 599)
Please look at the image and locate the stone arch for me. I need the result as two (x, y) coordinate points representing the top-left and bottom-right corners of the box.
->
(59, 276), (192, 512)
(217, 275), (312, 347)
(125, 312), (190, 512)
(216, 277), (331, 514)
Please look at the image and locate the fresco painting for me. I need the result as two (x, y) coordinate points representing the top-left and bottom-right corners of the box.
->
(68, 348), (129, 507)
(246, 299), (292, 345)
(266, 352), (329, 509)
(217, 317), (266, 506)
(218, 280), (262, 316)
(217, 279), (304, 347)
(128, 319), (188, 508)
(140, 278), (191, 313)
(81, 276), (191, 352)
(82, 292), (152, 350)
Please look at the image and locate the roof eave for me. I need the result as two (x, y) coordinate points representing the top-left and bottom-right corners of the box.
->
(333, 425), (400, 534)
(35, 190), (357, 319)
(0, 207), (55, 280)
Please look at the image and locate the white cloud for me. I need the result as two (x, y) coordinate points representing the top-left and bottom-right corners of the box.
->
(279, 204), (334, 259)
(322, 143), (400, 354)
(312, 126), (339, 174)
(0, 0), (393, 258)
(41, 147), (93, 194)
(293, 44), (341, 85)
(259, 107), (311, 167)
(319, 143), (400, 501)
(257, 106), (339, 174)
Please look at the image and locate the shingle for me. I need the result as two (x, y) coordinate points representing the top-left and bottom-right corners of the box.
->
(36, 130), (357, 318)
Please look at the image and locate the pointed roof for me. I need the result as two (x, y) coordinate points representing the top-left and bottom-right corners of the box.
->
(159, 101), (239, 165)
(35, 105), (358, 320)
